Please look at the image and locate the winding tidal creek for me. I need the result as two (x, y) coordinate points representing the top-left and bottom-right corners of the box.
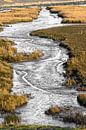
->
(0, 7), (86, 127)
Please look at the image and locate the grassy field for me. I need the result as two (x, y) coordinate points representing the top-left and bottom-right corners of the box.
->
(0, 7), (40, 25)
(47, 5), (86, 23)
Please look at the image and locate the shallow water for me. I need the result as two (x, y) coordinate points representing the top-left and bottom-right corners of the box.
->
(0, 7), (86, 127)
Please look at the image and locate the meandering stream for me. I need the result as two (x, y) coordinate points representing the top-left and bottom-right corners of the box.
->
(0, 7), (86, 127)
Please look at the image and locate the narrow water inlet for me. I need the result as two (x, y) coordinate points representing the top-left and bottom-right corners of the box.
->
(0, 7), (86, 127)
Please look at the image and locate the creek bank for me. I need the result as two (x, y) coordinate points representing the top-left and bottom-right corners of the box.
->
(30, 25), (86, 91)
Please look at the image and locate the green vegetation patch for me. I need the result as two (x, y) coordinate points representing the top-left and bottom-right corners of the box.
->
(0, 125), (82, 130)
(4, 114), (20, 126)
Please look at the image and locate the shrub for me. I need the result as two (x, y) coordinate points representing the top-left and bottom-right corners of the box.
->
(77, 94), (86, 107)
(4, 114), (20, 126)
(45, 106), (61, 115)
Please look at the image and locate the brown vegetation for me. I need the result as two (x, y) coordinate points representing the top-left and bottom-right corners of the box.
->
(0, 61), (13, 91)
(0, 38), (43, 112)
(0, 39), (43, 63)
(45, 106), (61, 115)
(0, 7), (40, 25)
(77, 94), (86, 107)
(31, 25), (86, 90)
(0, 6), (42, 113)
(0, 94), (27, 112)
(47, 5), (86, 23)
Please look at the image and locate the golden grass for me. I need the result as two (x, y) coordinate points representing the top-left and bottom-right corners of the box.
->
(0, 38), (43, 112)
(0, 59), (28, 112)
(48, 5), (86, 23)
(0, 7), (40, 25)
(0, 38), (43, 62)
(0, 94), (28, 112)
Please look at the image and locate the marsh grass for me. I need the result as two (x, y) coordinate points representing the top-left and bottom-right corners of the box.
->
(0, 38), (43, 112)
(0, 7), (40, 25)
(47, 5), (86, 23)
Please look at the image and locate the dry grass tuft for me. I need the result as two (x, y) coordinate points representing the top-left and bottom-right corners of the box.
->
(45, 106), (61, 115)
